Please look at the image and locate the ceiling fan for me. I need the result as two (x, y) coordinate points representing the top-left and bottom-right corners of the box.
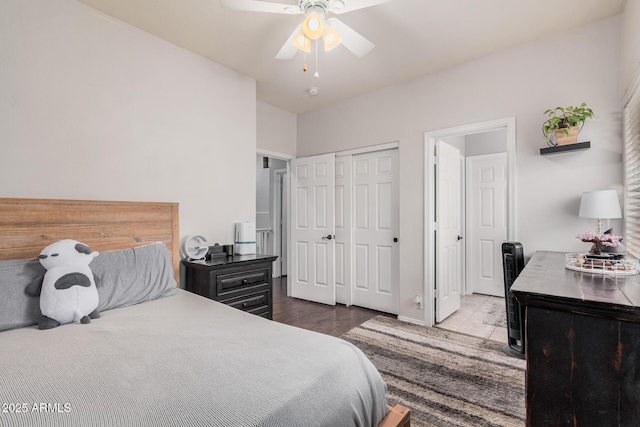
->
(219, 0), (394, 59)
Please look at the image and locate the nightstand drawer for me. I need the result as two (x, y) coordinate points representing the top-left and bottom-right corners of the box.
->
(225, 290), (270, 314)
(182, 255), (277, 320)
(216, 268), (269, 297)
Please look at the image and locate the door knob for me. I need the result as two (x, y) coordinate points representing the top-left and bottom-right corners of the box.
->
(322, 234), (333, 240)
(457, 235), (463, 241)
(393, 238), (398, 243)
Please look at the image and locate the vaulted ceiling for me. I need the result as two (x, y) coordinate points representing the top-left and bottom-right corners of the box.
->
(78, 0), (626, 113)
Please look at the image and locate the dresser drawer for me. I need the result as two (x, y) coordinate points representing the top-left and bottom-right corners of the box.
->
(224, 290), (270, 315)
(215, 268), (269, 297)
(182, 255), (277, 320)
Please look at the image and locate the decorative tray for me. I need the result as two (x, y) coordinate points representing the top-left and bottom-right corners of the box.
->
(565, 253), (639, 276)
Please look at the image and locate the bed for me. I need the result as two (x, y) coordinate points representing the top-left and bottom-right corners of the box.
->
(0, 198), (409, 427)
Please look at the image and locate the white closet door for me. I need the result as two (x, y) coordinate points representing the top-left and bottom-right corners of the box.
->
(335, 155), (352, 306)
(435, 140), (462, 322)
(351, 149), (399, 314)
(466, 153), (507, 297)
(290, 154), (336, 305)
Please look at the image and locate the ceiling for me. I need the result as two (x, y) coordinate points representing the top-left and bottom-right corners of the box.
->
(77, 0), (626, 114)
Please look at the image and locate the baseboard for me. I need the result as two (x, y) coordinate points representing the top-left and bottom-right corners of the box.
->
(397, 316), (427, 326)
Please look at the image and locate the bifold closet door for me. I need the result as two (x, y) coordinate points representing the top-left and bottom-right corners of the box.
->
(351, 149), (399, 314)
(290, 154), (336, 305)
(335, 155), (352, 306)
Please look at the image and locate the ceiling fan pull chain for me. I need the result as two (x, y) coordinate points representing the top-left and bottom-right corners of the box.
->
(314, 39), (319, 79)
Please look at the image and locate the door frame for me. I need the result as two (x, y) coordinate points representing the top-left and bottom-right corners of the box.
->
(256, 149), (293, 287)
(273, 168), (287, 278)
(424, 117), (517, 327)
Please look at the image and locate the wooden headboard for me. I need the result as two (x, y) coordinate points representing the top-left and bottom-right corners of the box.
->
(0, 198), (180, 283)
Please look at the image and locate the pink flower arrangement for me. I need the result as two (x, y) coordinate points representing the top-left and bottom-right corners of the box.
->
(576, 231), (622, 247)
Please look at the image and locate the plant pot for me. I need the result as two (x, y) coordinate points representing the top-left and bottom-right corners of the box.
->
(553, 126), (580, 146)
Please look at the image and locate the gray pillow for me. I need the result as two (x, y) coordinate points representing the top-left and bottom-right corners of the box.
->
(0, 242), (177, 332)
(93, 242), (177, 312)
(0, 258), (45, 331)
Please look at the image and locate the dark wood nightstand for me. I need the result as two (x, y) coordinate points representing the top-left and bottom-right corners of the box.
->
(183, 254), (278, 319)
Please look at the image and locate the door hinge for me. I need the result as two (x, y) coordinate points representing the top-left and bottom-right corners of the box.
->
(434, 289), (439, 298)
(433, 222), (439, 231)
(433, 156), (438, 165)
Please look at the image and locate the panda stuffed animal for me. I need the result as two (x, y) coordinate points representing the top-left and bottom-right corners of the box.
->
(25, 239), (100, 330)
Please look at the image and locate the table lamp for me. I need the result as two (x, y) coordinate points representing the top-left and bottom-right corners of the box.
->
(579, 190), (622, 233)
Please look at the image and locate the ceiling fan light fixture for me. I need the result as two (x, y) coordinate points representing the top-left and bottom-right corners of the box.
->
(302, 13), (324, 40)
(292, 31), (311, 53)
(322, 27), (342, 51)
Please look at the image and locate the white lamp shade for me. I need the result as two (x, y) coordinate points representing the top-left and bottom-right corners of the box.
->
(579, 190), (622, 219)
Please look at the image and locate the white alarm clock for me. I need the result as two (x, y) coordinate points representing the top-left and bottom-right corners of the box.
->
(180, 235), (209, 261)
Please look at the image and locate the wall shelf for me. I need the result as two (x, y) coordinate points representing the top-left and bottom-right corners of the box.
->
(540, 141), (590, 156)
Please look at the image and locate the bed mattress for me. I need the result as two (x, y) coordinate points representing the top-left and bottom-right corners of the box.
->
(0, 290), (388, 426)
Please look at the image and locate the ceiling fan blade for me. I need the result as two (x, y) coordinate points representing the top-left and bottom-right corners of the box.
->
(327, 18), (374, 57)
(219, 0), (302, 14)
(275, 24), (303, 59)
(328, 0), (394, 14)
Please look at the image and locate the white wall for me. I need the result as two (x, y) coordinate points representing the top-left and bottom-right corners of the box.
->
(442, 130), (507, 156)
(465, 129), (507, 156)
(257, 101), (297, 157)
(441, 135), (466, 155)
(297, 16), (623, 323)
(0, 0), (257, 251)
(622, 0), (640, 95)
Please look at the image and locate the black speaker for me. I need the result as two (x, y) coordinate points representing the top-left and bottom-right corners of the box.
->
(502, 242), (526, 359)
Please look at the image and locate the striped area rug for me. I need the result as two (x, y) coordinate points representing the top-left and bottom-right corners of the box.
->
(342, 316), (525, 427)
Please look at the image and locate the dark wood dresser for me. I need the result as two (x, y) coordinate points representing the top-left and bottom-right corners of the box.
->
(511, 251), (640, 426)
(183, 254), (278, 319)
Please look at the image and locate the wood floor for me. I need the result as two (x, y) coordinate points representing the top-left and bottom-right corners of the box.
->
(272, 277), (390, 336)
(273, 278), (510, 343)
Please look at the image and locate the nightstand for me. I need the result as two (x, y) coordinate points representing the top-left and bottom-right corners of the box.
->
(183, 254), (278, 319)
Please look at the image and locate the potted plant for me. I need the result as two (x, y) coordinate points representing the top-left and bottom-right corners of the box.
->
(542, 103), (594, 146)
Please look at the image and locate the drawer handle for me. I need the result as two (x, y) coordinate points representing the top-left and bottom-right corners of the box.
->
(242, 279), (248, 285)
(242, 302), (248, 308)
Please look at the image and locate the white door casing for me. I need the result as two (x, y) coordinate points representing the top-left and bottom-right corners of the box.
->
(466, 153), (508, 297)
(274, 169), (287, 278)
(290, 154), (336, 305)
(435, 140), (462, 323)
(335, 155), (352, 306)
(351, 149), (400, 314)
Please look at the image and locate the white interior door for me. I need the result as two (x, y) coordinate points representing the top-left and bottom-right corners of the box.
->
(352, 149), (399, 314)
(466, 153), (507, 297)
(290, 154), (336, 305)
(335, 155), (352, 305)
(435, 140), (462, 322)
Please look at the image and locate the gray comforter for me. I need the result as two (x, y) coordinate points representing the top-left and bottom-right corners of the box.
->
(0, 290), (388, 427)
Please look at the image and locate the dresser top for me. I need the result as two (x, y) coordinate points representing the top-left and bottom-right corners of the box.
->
(183, 254), (278, 268)
(511, 251), (640, 321)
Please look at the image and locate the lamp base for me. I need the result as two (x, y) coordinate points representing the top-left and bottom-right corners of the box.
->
(596, 218), (603, 234)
